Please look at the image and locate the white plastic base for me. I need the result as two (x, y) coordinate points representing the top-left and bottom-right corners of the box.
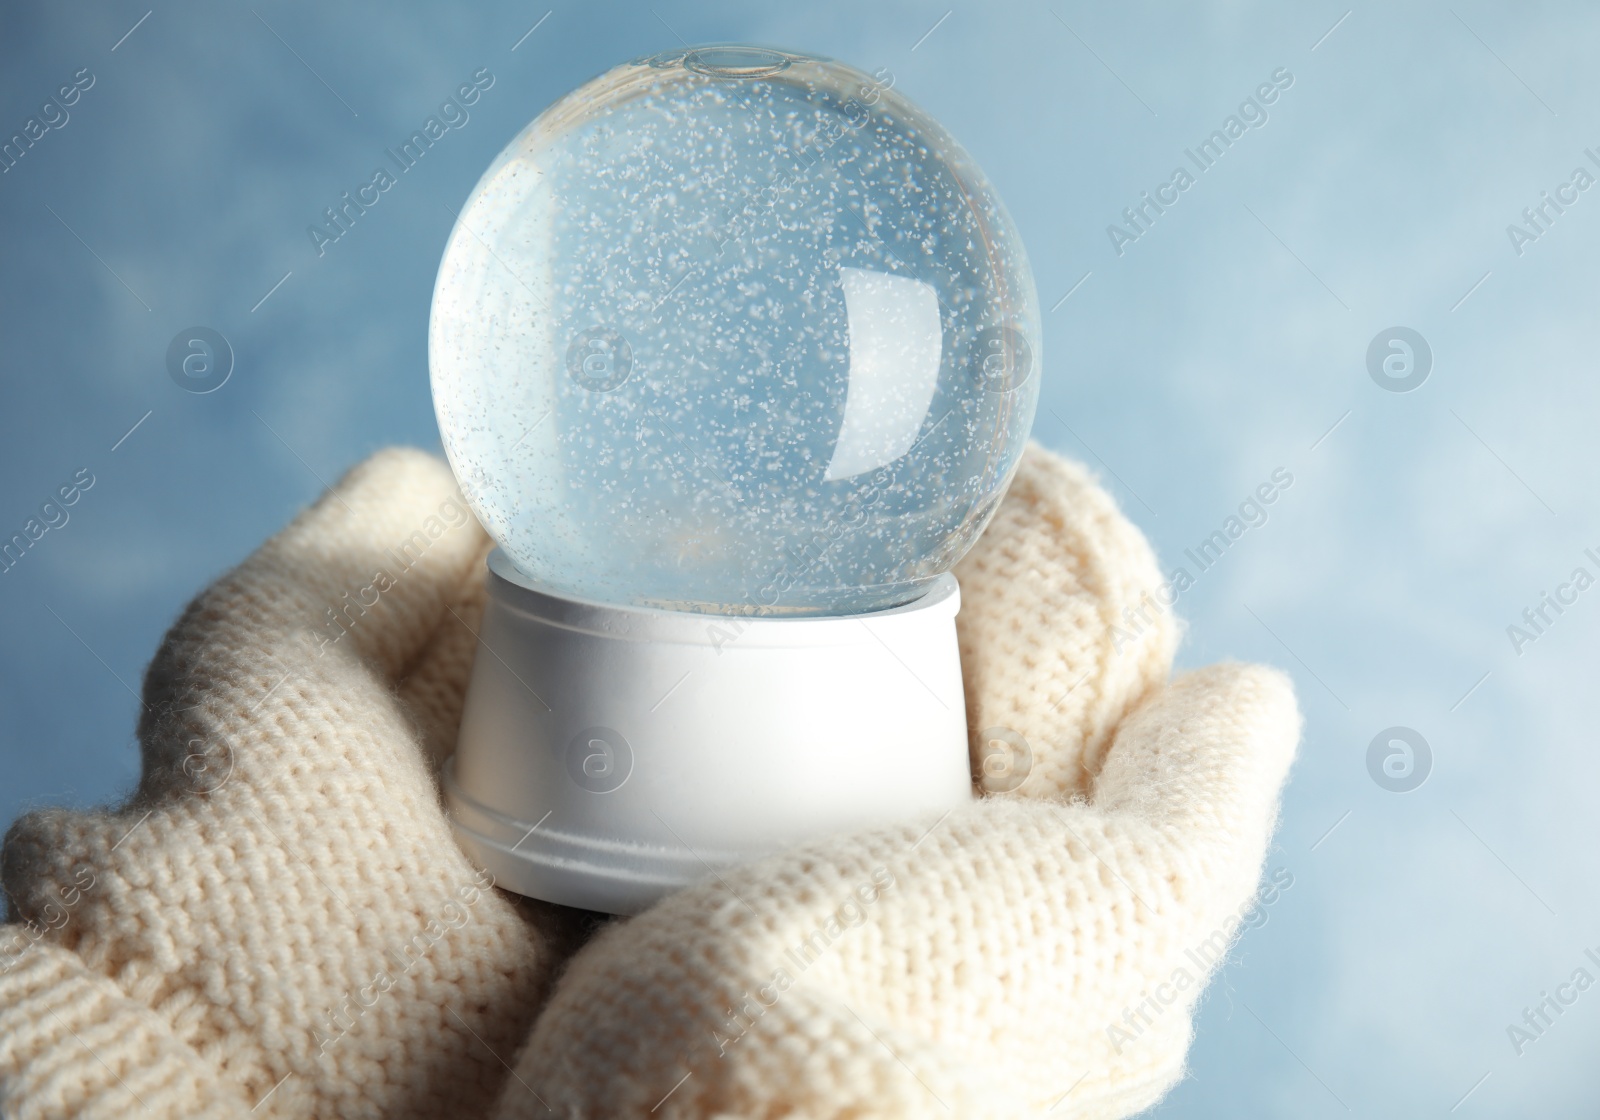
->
(443, 551), (974, 914)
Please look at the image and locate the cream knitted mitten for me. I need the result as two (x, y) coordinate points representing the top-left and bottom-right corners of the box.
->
(0, 441), (1299, 1119)
(495, 446), (1300, 1119)
(0, 450), (589, 1119)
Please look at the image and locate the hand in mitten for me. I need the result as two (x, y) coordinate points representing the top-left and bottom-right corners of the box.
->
(498, 443), (1301, 1119)
(0, 440), (1300, 1120)
(0, 451), (591, 1120)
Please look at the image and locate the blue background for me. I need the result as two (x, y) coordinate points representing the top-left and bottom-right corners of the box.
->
(3, 2), (1598, 1115)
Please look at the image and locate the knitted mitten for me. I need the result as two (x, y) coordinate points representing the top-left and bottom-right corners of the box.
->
(493, 444), (1301, 1119)
(0, 441), (1299, 1120)
(0, 450), (590, 1120)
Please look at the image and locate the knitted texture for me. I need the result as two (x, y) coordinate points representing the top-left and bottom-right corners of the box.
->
(0, 442), (1300, 1119)
(1, 450), (589, 1120)
(495, 449), (1299, 1119)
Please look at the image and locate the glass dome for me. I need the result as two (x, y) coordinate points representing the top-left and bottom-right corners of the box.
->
(430, 44), (1040, 616)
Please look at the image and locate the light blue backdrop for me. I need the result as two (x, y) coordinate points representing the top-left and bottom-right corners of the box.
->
(2, 2), (1596, 1115)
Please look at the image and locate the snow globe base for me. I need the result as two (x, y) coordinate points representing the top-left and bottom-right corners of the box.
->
(443, 550), (974, 915)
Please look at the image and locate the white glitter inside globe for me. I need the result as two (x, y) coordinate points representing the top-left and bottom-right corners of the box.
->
(430, 45), (1040, 615)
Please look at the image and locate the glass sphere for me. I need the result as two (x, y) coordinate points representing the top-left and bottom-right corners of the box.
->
(430, 45), (1040, 616)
